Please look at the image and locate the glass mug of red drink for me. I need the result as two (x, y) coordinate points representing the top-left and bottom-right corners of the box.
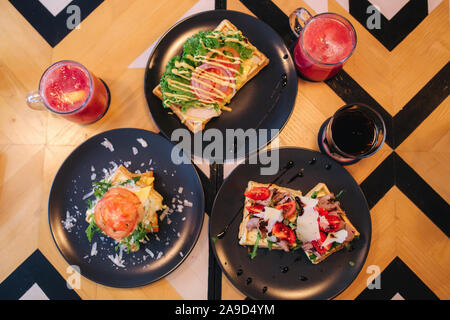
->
(289, 8), (357, 81)
(26, 60), (110, 124)
(318, 104), (386, 165)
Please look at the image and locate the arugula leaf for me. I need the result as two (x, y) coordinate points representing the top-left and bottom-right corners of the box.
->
(120, 176), (141, 186)
(267, 239), (273, 251)
(118, 222), (152, 253)
(249, 232), (261, 259)
(86, 199), (94, 210)
(309, 254), (317, 262)
(92, 180), (112, 198)
(291, 238), (303, 251)
(335, 189), (345, 198)
(310, 191), (319, 199)
(85, 218), (101, 243)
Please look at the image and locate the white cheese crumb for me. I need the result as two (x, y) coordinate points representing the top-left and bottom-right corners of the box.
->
(156, 252), (163, 260)
(132, 147), (138, 155)
(183, 200), (193, 207)
(90, 242), (98, 256)
(136, 138), (148, 148)
(178, 187), (184, 194)
(101, 138), (114, 152)
(90, 173), (96, 180)
(159, 207), (170, 221)
(123, 161), (131, 168)
(107, 253), (125, 268)
(145, 248), (154, 258)
(62, 211), (77, 231)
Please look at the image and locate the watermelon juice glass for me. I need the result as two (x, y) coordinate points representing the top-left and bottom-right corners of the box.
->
(289, 8), (357, 81)
(26, 60), (110, 124)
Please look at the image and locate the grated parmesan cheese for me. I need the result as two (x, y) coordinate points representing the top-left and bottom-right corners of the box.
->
(101, 138), (114, 152)
(136, 138), (148, 148)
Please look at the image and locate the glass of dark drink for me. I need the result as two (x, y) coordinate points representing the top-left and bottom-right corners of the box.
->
(318, 104), (386, 165)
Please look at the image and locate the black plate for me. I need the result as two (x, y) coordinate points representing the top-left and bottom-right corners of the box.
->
(210, 148), (371, 300)
(48, 128), (205, 288)
(144, 10), (297, 161)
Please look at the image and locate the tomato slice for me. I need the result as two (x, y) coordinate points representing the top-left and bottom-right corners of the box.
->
(94, 188), (141, 240)
(272, 222), (296, 244)
(246, 204), (265, 214)
(311, 231), (332, 254)
(319, 214), (342, 233)
(276, 200), (297, 218)
(244, 187), (271, 201)
(206, 46), (240, 71)
(191, 64), (235, 104)
(316, 207), (329, 216)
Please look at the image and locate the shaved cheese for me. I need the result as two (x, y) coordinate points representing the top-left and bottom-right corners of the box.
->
(90, 242), (98, 256)
(322, 229), (348, 248)
(254, 207), (283, 235)
(101, 138), (114, 152)
(107, 253), (125, 268)
(296, 196), (320, 243)
(136, 138), (148, 148)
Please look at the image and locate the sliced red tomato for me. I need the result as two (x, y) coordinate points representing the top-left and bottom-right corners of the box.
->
(311, 231), (332, 255)
(191, 64), (235, 104)
(272, 222), (296, 244)
(206, 46), (240, 71)
(276, 200), (297, 218)
(246, 204), (265, 214)
(94, 188), (141, 240)
(319, 214), (342, 233)
(244, 186), (271, 201)
(315, 207), (329, 216)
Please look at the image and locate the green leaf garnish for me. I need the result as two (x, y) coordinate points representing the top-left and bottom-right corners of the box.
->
(117, 222), (153, 253)
(211, 236), (218, 243)
(349, 261), (355, 267)
(310, 191), (319, 199)
(92, 180), (112, 198)
(120, 176), (141, 186)
(85, 218), (101, 243)
(309, 254), (317, 262)
(335, 189), (345, 198)
(267, 239), (273, 251)
(249, 232), (261, 259)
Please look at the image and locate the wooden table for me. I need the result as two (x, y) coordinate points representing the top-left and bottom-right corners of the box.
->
(0, 0), (448, 300)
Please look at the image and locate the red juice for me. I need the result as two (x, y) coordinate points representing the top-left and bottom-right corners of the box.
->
(40, 61), (109, 124)
(293, 13), (356, 81)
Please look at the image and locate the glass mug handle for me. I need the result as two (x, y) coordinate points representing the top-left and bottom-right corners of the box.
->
(26, 91), (46, 111)
(289, 8), (313, 37)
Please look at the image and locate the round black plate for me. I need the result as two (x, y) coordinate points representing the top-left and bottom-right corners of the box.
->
(210, 148), (371, 300)
(48, 128), (205, 288)
(144, 10), (297, 161)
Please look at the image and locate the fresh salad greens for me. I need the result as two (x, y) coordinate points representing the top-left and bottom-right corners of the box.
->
(160, 30), (254, 113)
